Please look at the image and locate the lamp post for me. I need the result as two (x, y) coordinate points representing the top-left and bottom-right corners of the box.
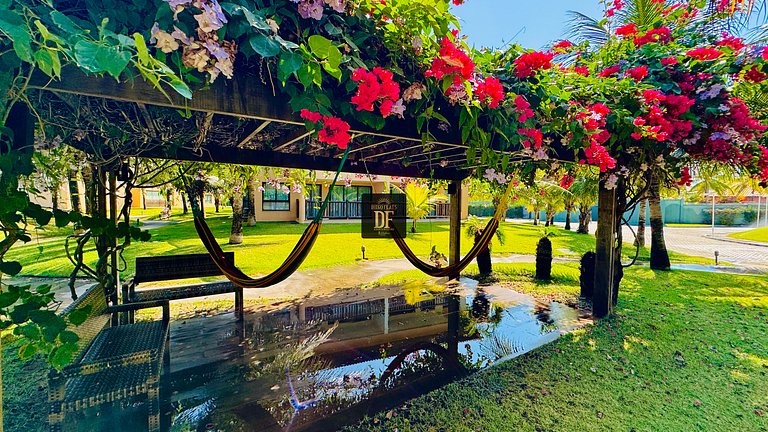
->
(714, 250), (719, 266)
(361, 244), (366, 260)
(705, 192), (716, 236)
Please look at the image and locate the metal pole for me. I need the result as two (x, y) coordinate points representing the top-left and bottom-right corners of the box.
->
(757, 196), (761, 227)
(711, 194), (715, 236)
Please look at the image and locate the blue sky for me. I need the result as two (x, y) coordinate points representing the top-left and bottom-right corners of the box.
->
(453, 1), (605, 50)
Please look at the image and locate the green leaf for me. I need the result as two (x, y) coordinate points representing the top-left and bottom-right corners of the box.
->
(68, 306), (92, 326)
(308, 35), (332, 59)
(49, 343), (78, 369)
(18, 343), (38, 360)
(59, 330), (79, 344)
(96, 46), (131, 78)
(35, 284), (52, 294)
(249, 34), (281, 58)
(74, 40), (105, 72)
(167, 76), (192, 99)
(53, 209), (69, 227)
(0, 291), (20, 308)
(278, 51), (303, 82)
(275, 35), (299, 50)
(0, 260), (22, 276)
(133, 33), (150, 64)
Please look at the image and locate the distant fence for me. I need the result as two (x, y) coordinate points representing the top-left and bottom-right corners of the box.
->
(469, 200), (765, 227)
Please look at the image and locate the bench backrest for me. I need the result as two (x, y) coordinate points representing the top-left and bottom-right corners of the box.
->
(61, 284), (110, 361)
(134, 252), (234, 283)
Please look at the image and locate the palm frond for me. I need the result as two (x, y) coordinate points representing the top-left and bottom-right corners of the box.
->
(564, 10), (610, 46)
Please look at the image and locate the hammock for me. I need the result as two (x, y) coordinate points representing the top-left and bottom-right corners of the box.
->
(392, 181), (514, 278)
(189, 147), (350, 289)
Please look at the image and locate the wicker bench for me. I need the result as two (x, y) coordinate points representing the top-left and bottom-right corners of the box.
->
(48, 284), (170, 432)
(123, 253), (243, 323)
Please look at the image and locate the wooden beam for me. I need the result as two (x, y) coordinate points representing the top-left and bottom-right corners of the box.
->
(361, 142), (426, 161)
(237, 120), (271, 147)
(272, 129), (313, 151)
(105, 143), (470, 180)
(593, 180), (616, 318)
(383, 145), (464, 163)
(30, 68), (464, 146)
(347, 137), (399, 154)
(448, 180), (463, 280)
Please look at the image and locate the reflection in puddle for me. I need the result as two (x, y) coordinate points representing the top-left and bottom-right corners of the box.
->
(55, 278), (591, 431)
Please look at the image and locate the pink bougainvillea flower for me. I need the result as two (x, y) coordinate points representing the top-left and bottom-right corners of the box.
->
(560, 174), (575, 189)
(519, 128), (544, 149)
(573, 66), (589, 76)
(661, 56), (678, 66)
(553, 40), (574, 52)
(351, 67), (401, 118)
(598, 64), (621, 77)
(584, 141), (616, 172)
(615, 23), (638, 37)
(744, 66), (768, 83)
(633, 27), (672, 47)
(716, 33), (745, 51)
(425, 36), (475, 83)
(300, 110), (351, 149)
(514, 95), (535, 122)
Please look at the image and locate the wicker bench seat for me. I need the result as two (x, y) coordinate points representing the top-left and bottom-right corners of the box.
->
(49, 284), (170, 432)
(123, 253), (243, 322)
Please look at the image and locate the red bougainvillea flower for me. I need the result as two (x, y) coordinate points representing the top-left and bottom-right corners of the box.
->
(317, 116), (351, 149)
(514, 95), (535, 122)
(615, 23), (638, 37)
(300, 109), (323, 123)
(661, 56), (678, 66)
(514, 51), (554, 78)
(452, 0), (465, 5)
(716, 34), (746, 51)
(744, 66), (768, 83)
(678, 166), (692, 187)
(686, 47), (723, 61)
(300, 110), (351, 149)
(519, 128), (543, 149)
(598, 64), (621, 77)
(553, 40), (574, 53)
(625, 65), (648, 81)
(560, 174), (575, 189)
(605, 0), (624, 17)
(633, 27), (672, 47)
(573, 66), (589, 76)
(425, 36), (475, 84)
(351, 67), (402, 118)
(474, 76), (505, 108)
(642, 89), (666, 103)
(584, 141), (617, 172)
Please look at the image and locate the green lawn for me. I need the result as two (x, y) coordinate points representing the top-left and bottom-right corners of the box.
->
(729, 226), (768, 244)
(8, 217), (711, 278)
(345, 265), (768, 432)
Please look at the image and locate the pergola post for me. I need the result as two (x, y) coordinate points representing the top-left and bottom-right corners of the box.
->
(593, 180), (617, 318)
(448, 180), (462, 280)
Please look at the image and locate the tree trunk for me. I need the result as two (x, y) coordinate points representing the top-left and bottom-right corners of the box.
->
(635, 198), (647, 248)
(199, 190), (205, 218)
(532, 208), (539, 226)
(564, 209), (572, 231)
(474, 231), (493, 275)
(51, 188), (59, 211)
(214, 194), (221, 213)
(140, 188), (146, 210)
(83, 166), (97, 216)
(649, 176), (670, 270)
(68, 170), (81, 213)
(577, 204), (591, 234)
(181, 193), (188, 215)
(247, 175), (258, 226)
(229, 191), (244, 244)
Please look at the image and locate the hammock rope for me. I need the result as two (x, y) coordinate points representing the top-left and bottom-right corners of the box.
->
(187, 147), (350, 289)
(392, 181), (514, 278)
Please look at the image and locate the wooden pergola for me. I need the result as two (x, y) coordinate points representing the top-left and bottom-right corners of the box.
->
(25, 67), (620, 319)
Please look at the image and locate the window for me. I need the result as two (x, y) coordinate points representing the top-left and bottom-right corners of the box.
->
(329, 185), (372, 202)
(262, 183), (290, 211)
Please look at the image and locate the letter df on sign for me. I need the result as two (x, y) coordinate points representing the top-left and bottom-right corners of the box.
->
(374, 210), (395, 229)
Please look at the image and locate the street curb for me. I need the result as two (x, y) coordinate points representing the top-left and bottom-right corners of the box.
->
(703, 235), (768, 249)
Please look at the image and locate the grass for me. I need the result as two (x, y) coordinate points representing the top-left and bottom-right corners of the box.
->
(345, 265), (768, 432)
(8, 217), (712, 279)
(729, 226), (768, 244)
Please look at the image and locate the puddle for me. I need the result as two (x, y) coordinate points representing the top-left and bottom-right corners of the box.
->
(51, 279), (591, 432)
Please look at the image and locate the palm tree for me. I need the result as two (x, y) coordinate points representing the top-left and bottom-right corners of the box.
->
(635, 196), (647, 248)
(396, 182), (445, 233)
(465, 215), (506, 275)
(568, 175), (599, 234)
(648, 172), (671, 270)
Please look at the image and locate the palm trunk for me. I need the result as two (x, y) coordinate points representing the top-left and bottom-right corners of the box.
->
(181, 193), (188, 215)
(577, 204), (591, 234)
(51, 187), (59, 211)
(229, 191), (244, 244)
(474, 231), (493, 275)
(564, 208), (572, 231)
(649, 177), (670, 270)
(635, 198), (647, 248)
(214, 194), (221, 213)
(247, 176), (258, 226)
(68, 170), (81, 213)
